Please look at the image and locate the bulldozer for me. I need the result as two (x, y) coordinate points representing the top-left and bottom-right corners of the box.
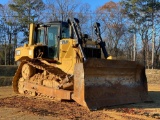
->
(13, 18), (149, 110)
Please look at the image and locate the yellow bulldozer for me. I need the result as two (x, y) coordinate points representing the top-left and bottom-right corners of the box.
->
(13, 18), (149, 110)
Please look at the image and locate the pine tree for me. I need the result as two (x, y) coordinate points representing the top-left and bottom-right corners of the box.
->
(121, 0), (160, 68)
(9, 0), (45, 42)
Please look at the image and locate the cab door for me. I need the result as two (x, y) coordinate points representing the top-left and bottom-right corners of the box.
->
(47, 25), (60, 58)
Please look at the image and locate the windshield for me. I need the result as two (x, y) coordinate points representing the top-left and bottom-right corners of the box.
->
(61, 23), (70, 38)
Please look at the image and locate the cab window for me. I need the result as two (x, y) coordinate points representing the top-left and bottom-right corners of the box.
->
(48, 25), (59, 58)
(61, 25), (70, 38)
(36, 28), (44, 44)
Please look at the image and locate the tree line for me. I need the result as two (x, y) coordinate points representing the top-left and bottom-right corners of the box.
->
(0, 0), (160, 69)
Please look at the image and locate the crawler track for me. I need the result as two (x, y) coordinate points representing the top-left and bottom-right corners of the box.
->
(12, 58), (73, 99)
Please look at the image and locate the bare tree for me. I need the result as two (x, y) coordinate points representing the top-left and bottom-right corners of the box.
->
(0, 4), (19, 65)
(45, 0), (92, 35)
(45, 0), (80, 21)
(96, 1), (128, 59)
(155, 36), (160, 68)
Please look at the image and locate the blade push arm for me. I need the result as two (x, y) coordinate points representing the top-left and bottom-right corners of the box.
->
(94, 22), (109, 59)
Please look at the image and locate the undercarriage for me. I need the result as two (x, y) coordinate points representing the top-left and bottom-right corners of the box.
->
(13, 59), (73, 100)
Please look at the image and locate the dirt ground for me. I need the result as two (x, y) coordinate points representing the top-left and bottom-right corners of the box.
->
(0, 83), (159, 120)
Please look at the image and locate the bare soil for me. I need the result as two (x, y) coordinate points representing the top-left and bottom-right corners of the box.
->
(0, 83), (159, 120)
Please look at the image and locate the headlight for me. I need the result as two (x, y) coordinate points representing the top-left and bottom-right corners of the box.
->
(29, 50), (32, 56)
(15, 50), (21, 56)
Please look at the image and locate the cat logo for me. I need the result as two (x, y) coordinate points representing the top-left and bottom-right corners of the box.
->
(61, 40), (68, 44)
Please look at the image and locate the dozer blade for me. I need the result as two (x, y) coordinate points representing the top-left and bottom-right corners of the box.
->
(72, 58), (149, 110)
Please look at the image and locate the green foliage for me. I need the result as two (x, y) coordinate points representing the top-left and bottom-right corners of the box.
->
(121, 0), (160, 24)
(121, 0), (160, 68)
(9, 0), (45, 23)
(9, 0), (45, 42)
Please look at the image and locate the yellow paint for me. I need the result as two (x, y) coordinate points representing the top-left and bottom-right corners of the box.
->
(15, 23), (110, 75)
(29, 23), (35, 46)
(57, 39), (82, 74)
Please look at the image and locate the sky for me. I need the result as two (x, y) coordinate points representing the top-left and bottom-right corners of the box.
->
(0, 0), (120, 10)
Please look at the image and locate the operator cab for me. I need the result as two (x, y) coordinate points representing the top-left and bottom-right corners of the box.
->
(34, 22), (72, 58)
(32, 20), (101, 60)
